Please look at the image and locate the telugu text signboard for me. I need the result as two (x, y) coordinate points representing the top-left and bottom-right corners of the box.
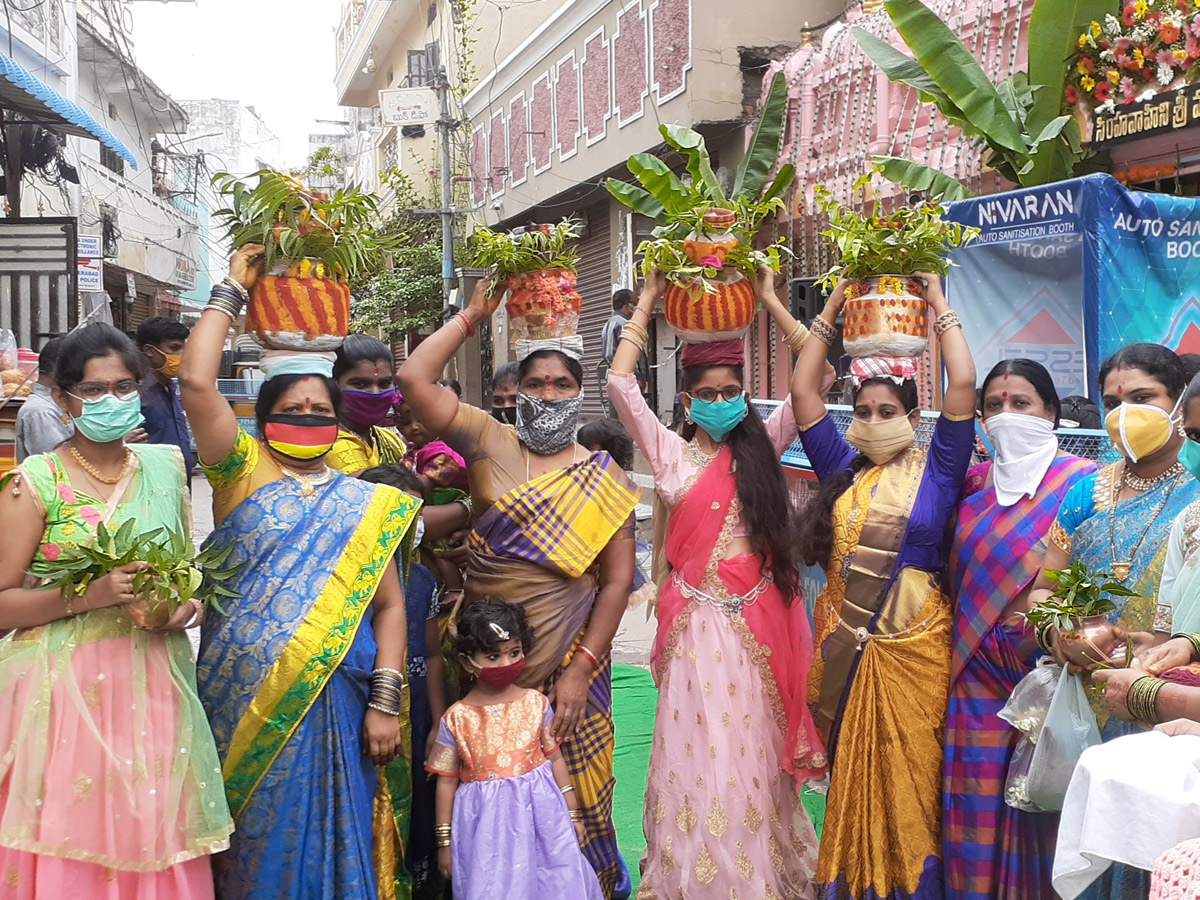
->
(1092, 83), (1200, 145)
(379, 88), (439, 127)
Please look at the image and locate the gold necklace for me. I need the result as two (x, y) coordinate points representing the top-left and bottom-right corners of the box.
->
(1109, 465), (1183, 581)
(280, 464), (333, 497)
(70, 446), (131, 485)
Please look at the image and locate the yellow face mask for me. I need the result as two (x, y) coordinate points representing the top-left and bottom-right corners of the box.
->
(1104, 397), (1181, 462)
(845, 415), (916, 466)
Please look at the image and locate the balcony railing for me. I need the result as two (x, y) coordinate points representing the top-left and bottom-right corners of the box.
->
(9, 0), (63, 56)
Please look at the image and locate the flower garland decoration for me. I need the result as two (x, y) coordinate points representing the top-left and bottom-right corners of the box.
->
(1068, 1), (1200, 115)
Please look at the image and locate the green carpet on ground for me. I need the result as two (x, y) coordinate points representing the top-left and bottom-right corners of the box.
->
(611, 664), (826, 892)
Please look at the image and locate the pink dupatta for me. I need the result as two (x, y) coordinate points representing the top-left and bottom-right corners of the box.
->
(650, 448), (827, 781)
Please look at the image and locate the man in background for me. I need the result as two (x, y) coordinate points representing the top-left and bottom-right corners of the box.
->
(136, 317), (195, 485)
(15, 337), (73, 461)
(601, 288), (648, 415)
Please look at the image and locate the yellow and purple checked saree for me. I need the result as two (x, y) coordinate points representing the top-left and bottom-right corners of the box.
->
(447, 405), (640, 898)
(196, 428), (421, 900)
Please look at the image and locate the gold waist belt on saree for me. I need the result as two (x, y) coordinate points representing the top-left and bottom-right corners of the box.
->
(829, 600), (940, 651)
(671, 571), (772, 622)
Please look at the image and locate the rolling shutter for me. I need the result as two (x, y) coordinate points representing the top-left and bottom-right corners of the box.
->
(575, 199), (612, 421)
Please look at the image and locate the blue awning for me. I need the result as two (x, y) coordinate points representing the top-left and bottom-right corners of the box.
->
(0, 51), (136, 169)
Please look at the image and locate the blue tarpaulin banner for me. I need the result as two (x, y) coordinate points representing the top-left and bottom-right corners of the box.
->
(945, 173), (1200, 401)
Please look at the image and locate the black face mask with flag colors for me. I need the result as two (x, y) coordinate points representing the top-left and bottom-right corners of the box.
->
(263, 414), (339, 461)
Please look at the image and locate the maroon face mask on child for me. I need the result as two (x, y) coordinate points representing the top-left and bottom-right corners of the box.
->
(476, 657), (526, 688)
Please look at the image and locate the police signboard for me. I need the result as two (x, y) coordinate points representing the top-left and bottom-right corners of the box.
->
(379, 88), (439, 127)
(78, 234), (102, 291)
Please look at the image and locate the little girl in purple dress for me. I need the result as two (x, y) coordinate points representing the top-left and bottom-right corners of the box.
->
(426, 599), (602, 900)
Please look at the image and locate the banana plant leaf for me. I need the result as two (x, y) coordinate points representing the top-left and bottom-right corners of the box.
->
(1019, 114), (1088, 184)
(732, 72), (790, 201)
(852, 27), (967, 124)
(1026, 0), (1112, 140)
(883, 0), (1028, 154)
(759, 164), (797, 205)
(869, 155), (976, 200)
(627, 154), (698, 215)
(660, 124), (727, 206)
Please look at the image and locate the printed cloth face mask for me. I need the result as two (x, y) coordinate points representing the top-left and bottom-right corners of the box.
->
(516, 392), (583, 455)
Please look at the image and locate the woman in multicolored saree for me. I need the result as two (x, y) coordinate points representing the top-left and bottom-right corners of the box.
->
(396, 280), (639, 898)
(608, 270), (827, 900)
(0, 323), (233, 899)
(180, 246), (423, 900)
(1027, 343), (1200, 900)
(944, 359), (1096, 900)
(792, 273), (976, 900)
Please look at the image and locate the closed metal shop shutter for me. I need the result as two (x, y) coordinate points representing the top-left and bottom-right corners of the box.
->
(575, 200), (612, 421)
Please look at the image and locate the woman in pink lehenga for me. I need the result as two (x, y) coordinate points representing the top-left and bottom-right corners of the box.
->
(0, 324), (232, 899)
(608, 271), (827, 900)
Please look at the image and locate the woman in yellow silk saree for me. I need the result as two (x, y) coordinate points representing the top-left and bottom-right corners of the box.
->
(791, 275), (977, 900)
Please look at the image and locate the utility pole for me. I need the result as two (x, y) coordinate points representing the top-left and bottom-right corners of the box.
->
(435, 67), (456, 310)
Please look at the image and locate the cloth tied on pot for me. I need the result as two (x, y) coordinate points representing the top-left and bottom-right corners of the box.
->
(260, 349), (337, 380)
(514, 336), (585, 362)
(849, 355), (918, 388)
(680, 339), (744, 369)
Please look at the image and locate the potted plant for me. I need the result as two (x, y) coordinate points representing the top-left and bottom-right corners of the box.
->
(467, 220), (583, 343)
(40, 520), (241, 629)
(605, 72), (794, 343)
(212, 169), (399, 351)
(815, 174), (979, 358)
(1023, 560), (1137, 668)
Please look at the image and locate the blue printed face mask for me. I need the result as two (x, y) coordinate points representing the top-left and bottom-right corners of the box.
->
(1180, 437), (1200, 481)
(687, 393), (748, 443)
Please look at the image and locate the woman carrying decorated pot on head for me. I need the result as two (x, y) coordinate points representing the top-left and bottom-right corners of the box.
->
(180, 246), (423, 900)
(396, 279), (640, 898)
(944, 359), (1097, 900)
(610, 267), (828, 900)
(792, 271), (977, 900)
(328, 333), (407, 475)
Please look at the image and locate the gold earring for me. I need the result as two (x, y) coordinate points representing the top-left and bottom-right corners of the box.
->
(61, 409), (70, 425)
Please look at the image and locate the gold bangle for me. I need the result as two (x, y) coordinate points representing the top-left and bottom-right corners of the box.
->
(809, 316), (837, 347)
(569, 809), (584, 821)
(450, 316), (469, 340)
(436, 838), (451, 848)
(607, 369), (634, 378)
(560, 784), (575, 795)
(622, 321), (649, 342)
(785, 323), (809, 353)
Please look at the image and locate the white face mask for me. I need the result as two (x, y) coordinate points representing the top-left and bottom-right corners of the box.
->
(985, 412), (1059, 507)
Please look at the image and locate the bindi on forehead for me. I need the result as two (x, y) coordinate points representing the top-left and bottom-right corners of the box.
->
(1002, 392), (1008, 398)
(1002, 373), (1009, 380)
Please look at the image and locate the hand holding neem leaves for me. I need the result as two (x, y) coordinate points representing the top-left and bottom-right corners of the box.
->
(38, 519), (241, 626)
(1024, 560), (1136, 632)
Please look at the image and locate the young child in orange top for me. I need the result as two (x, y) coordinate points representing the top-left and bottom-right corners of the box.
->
(425, 599), (602, 900)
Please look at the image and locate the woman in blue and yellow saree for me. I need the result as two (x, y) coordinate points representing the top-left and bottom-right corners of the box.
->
(397, 280), (640, 899)
(181, 246), (423, 900)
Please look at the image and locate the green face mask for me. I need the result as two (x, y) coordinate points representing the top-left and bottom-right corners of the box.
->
(688, 393), (748, 442)
(1180, 436), (1200, 481)
(67, 392), (143, 443)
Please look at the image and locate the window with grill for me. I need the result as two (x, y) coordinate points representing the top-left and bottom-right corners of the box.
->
(100, 145), (124, 176)
(408, 49), (429, 86)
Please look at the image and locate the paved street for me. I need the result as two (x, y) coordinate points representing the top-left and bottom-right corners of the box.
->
(189, 478), (656, 667)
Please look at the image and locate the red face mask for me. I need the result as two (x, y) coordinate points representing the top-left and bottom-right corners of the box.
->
(476, 657), (526, 688)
